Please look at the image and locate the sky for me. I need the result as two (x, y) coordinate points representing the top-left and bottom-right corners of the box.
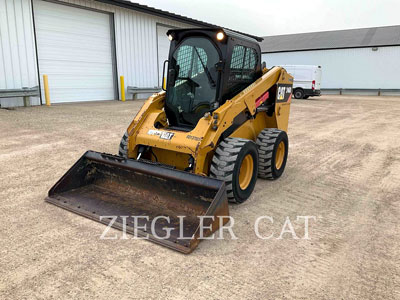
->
(135, 0), (400, 36)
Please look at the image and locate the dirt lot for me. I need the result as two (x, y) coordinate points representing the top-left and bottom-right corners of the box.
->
(1, 95), (399, 299)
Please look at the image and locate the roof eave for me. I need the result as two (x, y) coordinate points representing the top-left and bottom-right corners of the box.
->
(94, 0), (213, 27)
(94, 0), (263, 42)
(261, 43), (400, 53)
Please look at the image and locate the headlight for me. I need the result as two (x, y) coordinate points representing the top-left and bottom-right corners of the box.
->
(216, 32), (225, 41)
(168, 34), (173, 41)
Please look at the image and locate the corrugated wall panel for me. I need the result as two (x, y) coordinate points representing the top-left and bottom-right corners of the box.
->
(262, 46), (400, 89)
(0, 0), (38, 89)
(1, 0), (191, 101)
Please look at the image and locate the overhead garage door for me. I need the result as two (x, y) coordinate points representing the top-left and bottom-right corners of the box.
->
(157, 25), (172, 87)
(33, 0), (115, 103)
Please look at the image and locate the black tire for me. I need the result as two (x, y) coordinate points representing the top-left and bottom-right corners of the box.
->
(256, 128), (289, 180)
(294, 89), (304, 99)
(118, 131), (128, 157)
(210, 138), (259, 204)
(303, 95), (310, 99)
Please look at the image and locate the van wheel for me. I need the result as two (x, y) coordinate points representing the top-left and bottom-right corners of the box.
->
(256, 128), (289, 179)
(294, 89), (304, 99)
(118, 131), (128, 158)
(210, 138), (259, 204)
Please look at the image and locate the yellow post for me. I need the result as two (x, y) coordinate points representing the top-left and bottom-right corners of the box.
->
(43, 74), (50, 106)
(163, 77), (166, 90)
(120, 75), (125, 101)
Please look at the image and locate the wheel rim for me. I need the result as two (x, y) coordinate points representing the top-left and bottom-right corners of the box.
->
(239, 154), (254, 190)
(275, 141), (285, 170)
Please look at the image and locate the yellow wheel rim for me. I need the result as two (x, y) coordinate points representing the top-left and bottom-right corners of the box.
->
(275, 141), (285, 170)
(239, 154), (254, 190)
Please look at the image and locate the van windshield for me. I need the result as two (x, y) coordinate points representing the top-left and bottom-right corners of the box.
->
(166, 37), (220, 127)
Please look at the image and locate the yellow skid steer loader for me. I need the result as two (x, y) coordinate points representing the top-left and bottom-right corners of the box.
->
(46, 28), (293, 253)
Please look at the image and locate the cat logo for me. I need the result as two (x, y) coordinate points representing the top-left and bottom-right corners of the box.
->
(147, 129), (175, 140)
(160, 132), (174, 140)
(277, 85), (292, 102)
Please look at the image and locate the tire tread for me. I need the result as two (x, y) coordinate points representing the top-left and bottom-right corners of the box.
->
(118, 131), (129, 157)
(256, 128), (283, 179)
(210, 138), (251, 203)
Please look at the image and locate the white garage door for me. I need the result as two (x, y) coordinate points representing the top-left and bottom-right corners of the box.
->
(33, 0), (115, 103)
(157, 25), (172, 87)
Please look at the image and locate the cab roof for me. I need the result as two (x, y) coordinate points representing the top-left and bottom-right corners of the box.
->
(167, 28), (264, 43)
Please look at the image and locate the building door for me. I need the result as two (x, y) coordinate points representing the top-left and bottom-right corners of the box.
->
(33, 0), (116, 103)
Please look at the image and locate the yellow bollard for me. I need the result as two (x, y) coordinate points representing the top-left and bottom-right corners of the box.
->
(43, 75), (50, 106)
(120, 75), (125, 101)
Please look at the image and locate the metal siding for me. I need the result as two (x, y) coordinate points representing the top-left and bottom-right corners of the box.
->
(157, 24), (171, 86)
(262, 46), (400, 89)
(1, 0), (190, 102)
(0, 0), (38, 89)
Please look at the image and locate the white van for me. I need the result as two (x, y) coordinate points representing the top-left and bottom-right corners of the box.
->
(281, 65), (322, 99)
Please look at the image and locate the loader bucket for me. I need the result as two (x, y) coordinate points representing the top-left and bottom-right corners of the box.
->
(46, 151), (229, 253)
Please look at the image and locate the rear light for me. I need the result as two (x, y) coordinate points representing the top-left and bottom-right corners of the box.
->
(312, 80), (315, 90)
(255, 91), (269, 108)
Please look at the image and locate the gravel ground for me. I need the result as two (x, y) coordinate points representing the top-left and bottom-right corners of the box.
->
(1, 95), (399, 299)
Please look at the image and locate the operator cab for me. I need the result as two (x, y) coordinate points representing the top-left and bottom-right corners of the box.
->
(164, 28), (263, 130)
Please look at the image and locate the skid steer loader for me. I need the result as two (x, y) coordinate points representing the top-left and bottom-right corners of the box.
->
(46, 28), (293, 253)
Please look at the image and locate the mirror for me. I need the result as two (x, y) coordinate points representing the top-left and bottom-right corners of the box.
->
(262, 61), (267, 69)
(162, 60), (169, 91)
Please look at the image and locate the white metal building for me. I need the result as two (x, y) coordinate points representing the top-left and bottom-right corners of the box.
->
(0, 0), (217, 107)
(260, 26), (400, 95)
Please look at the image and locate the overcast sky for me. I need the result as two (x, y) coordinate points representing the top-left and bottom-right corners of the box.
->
(135, 0), (400, 36)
